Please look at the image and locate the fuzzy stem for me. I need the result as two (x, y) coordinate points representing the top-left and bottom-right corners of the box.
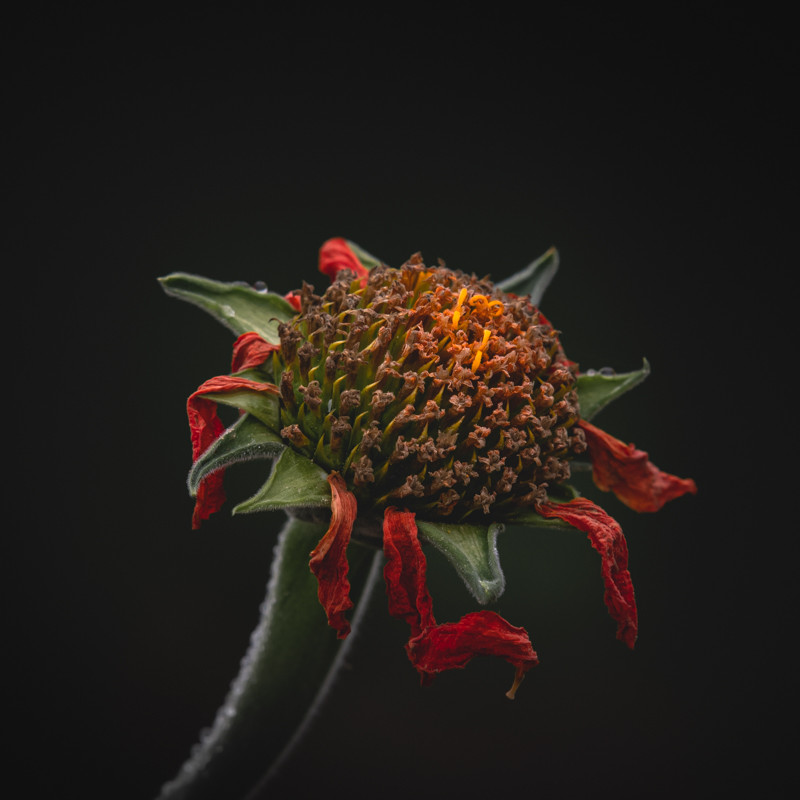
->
(157, 516), (383, 800)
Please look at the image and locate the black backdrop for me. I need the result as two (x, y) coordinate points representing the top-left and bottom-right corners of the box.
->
(23, 47), (753, 800)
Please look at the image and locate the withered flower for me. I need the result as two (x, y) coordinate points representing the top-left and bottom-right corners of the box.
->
(163, 236), (697, 710)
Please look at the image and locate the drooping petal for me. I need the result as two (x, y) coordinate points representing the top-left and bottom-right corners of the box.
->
(188, 395), (226, 529)
(578, 420), (697, 512)
(318, 237), (369, 281)
(383, 507), (435, 638)
(187, 376), (280, 529)
(383, 507), (538, 696)
(284, 291), (302, 312)
(408, 611), (539, 698)
(537, 498), (637, 649)
(230, 332), (279, 373)
(309, 473), (357, 639)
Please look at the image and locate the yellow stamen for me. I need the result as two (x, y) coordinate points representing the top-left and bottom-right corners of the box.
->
(471, 329), (492, 372)
(452, 287), (468, 327)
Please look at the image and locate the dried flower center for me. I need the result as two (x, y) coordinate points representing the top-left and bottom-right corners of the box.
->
(276, 255), (587, 521)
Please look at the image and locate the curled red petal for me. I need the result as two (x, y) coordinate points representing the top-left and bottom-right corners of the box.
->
(319, 237), (369, 282)
(408, 611), (539, 698)
(309, 473), (357, 639)
(187, 376), (279, 529)
(578, 420), (697, 512)
(230, 332), (279, 373)
(383, 507), (537, 696)
(382, 506), (435, 638)
(538, 498), (638, 649)
(284, 291), (302, 312)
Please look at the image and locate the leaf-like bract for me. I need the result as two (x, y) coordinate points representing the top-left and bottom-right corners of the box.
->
(495, 247), (559, 306)
(159, 273), (296, 344)
(233, 447), (332, 514)
(416, 519), (506, 604)
(576, 359), (650, 421)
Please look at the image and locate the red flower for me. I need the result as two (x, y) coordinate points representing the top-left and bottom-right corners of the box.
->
(168, 237), (696, 695)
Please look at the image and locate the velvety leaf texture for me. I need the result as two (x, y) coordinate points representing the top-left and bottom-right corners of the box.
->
(188, 414), (285, 497)
(575, 359), (650, 421)
(233, 446), (332, 514)
(159, 273), (296, 344)
(495, 247), (559, 306)
(416, 519), (506, 604)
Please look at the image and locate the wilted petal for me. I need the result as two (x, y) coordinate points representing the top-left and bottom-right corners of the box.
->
(284, 291), (302, 312)
(309, 473), (357, 639)
(537, 498), (637, 649)
(578, 420), (697, 512)
(383, 507), (538, 696)
(230, 332), (279, 373)
(383, 507), (435, 638)
(318, 237), (369, 281)
(409, 611), (538, 697)
(187, 376), (280, 529)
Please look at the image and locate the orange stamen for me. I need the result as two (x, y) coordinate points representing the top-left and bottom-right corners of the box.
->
(487, 300), (505, 317)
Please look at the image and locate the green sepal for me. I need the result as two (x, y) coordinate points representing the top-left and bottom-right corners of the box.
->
(188, 414), (286, 497)
(159, 273), (296, 344)
(495, 247), (559, 306)
(203, 389), (281, 433)
(233, 447), (331, 514)
(416, 519), (505, 605)
(346, 240), (382, 271)
(576, 359), (650, 421)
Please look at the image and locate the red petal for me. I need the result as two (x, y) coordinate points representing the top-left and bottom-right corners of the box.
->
(409, 611), (539, 698)
(578, 420), (697, 512)
(309, 473), (357, 639)
(383, 507), (538, 696)
(537, 498), (638, 649)
(382, 507), (436, 638)
(318, 238), (369, 282)
(230, 332), (279, 373)
(187, 376), (279, 529)
(284, 291), (302, 312)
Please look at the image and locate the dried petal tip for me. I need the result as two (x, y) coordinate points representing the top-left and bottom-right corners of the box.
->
(505, 666), (526, 700)
(578, 420), (697, 512)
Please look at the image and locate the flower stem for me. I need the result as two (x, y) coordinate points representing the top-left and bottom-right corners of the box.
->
(157, 516), (383, 800)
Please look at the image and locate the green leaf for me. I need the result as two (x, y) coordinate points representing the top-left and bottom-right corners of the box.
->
(576, 359), (650, 421)
(203, 389), (281, 432)
(495, 247), (559, 306)
(159, 273), (296, 344)
(416, 519), (505, 605)
(346, 240), (383, 271)
(188, 414), (286, 497)
(233, 447), (331, 514)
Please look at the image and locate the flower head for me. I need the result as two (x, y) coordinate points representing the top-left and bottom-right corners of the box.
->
(161, 237), (696, 698)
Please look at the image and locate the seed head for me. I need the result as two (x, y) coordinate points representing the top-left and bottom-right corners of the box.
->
(275, 256), (585, 521)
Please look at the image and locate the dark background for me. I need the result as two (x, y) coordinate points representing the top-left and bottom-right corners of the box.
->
(22, 40), (759, 800)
